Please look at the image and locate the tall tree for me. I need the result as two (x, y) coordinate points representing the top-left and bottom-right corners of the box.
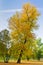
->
(9, 3), (40, 63)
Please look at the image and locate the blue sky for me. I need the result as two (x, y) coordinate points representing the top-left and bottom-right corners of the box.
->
(0, 0), (43, 42)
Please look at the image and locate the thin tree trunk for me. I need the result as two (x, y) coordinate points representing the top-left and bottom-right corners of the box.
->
(4, 54), (10, 63)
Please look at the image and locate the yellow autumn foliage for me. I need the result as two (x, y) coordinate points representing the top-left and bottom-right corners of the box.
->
(9, 3), (40, 58)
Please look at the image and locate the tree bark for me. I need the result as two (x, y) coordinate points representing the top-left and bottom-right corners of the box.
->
(17, 39), (26, 63)
(17, 50), (23, 63)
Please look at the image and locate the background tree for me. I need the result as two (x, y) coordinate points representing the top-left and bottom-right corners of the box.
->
(9, 3), (40, 63)
(0, 29), (11, 63)
(35, 38), (43, 60)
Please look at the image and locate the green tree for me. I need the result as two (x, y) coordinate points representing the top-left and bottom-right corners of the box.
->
(9, 3), (40, 63)
(0, 29), (11, 63)
(32, 38), (43, 60)
(36, 38), (43, 60)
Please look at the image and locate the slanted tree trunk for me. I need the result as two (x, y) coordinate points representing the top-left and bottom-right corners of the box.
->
(17, 50), (23, 63)
(17, 39), (26, 63)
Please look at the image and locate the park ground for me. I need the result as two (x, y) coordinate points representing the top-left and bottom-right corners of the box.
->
(0, 61), (43, 65)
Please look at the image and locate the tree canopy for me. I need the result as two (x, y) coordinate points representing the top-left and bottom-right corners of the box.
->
(8, 3), (40, 63)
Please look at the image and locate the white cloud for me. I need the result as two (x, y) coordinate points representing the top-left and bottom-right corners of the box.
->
(0, 9), (22, 13)
(0, 8), (43, 13)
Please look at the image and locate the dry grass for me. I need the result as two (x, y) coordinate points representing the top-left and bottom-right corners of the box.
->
(0, 61), (43, 65)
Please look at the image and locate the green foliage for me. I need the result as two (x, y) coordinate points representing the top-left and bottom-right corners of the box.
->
(32, 38), (43, 60)
(0, 29), (11, 62)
